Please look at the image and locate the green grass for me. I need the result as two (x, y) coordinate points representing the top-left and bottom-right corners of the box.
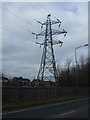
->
(3, 95), (88, 111)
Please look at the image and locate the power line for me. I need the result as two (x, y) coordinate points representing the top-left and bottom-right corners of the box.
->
(1, 0), (59, 22)
(34, 1), (60, 21)
(3, 0), (46, 19)
(3, 18), (33, 34)
(0, 26), (35, 43)
(0, 3), (36, 42)
(1, 3), (47, 43)
(6, 2), (38, 26)
(1, 2), (46, 32)
(26, 0), (46, 18)
(26, 1), (62, 30)
(1, 5), (36, 31)
(34, 0), (50, 14)
(1, 26), (28, 40)
(2, 1), (60, 28)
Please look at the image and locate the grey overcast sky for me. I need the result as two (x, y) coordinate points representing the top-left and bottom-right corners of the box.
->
(0, 0), (88, 80)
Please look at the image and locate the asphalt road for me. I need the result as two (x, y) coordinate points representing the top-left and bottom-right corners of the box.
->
(2, 97), (89, 118)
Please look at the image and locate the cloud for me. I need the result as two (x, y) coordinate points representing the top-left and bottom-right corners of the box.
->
(2, 2), (88, 80)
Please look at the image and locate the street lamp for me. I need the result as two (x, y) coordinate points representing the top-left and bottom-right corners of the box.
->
(75, 44), (88, 66)
(75, 44), (88, 87)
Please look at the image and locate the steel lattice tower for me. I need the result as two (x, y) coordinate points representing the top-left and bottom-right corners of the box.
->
(32, 14), (67, 83)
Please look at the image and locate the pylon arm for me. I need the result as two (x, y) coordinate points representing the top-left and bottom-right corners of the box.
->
(36, 42), (44, 47)
(36, 40), (63, 47)
(32, 28), (67, 38)
(37, 30), (46, 36)
(32, 31), (45, 36)
(52, 29), (67, 35)
(51, 40), (63, 46)
(32, 30), (46, 38)
(37, 18), (61, 25)
(51, 20), (61, 25)
(37, 21), (46, 25)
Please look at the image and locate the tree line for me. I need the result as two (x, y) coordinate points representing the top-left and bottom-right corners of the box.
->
(1, 55), (89, 88)
(57, 56), (89, 87)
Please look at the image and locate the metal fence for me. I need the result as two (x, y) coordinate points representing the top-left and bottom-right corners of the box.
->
(2, 87), (88, 104)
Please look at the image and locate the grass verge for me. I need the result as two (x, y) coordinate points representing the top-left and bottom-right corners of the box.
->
(2, 95), (88, 111)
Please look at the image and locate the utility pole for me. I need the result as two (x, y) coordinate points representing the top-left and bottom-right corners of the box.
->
(75, 44), (88, 67)
(75, 44), (88, 88)
(32, 14), (67, 85)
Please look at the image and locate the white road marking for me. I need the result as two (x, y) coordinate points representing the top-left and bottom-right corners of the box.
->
(2, 97), (88, 115)
(57, 110), (75, 118)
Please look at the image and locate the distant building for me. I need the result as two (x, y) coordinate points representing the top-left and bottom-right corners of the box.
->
(43, 81), (51, 87)
(0, 75), (2, 86)
(2, 76), (9, 86)
(31, 79), (56, 87)
(13, 76), (31, 86)
(31, 79), (40, 87)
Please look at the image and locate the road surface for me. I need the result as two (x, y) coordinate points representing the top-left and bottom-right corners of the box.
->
(2, 97), (89, 118)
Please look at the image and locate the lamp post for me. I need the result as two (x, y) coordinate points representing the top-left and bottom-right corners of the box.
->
(75, 44), (88, 66)
(75, 44), (88, 87)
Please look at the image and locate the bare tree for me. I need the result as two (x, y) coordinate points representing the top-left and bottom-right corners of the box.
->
(65, 59), (72, 87)
(79, 55), (85, 69)
(57, 64), (61, 78)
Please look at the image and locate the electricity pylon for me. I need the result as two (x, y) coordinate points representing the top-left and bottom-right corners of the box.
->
(32, 14), (67, 84)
